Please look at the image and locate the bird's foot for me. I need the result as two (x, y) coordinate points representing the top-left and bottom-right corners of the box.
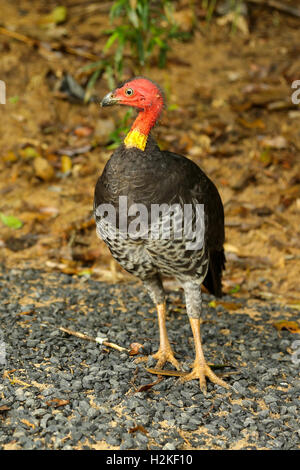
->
(180, 360), (229, 394)
(134, 348), (180, 370)
(134, 347), (180, 370)
(152, 347), (180, 370)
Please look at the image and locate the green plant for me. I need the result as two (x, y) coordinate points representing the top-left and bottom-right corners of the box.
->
(202, 0), (217, 23)
(82, 60), (114, 103)
(82, 0), (191, 96)
(106, 0), (188, 75)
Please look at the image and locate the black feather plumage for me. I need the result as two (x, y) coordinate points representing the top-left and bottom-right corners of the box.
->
(94, 135), (225, 294)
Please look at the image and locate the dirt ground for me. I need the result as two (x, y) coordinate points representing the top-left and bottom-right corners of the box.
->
(0, 0), (299, 310)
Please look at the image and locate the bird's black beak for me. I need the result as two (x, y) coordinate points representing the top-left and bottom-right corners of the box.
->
(101, 91), (119, 107)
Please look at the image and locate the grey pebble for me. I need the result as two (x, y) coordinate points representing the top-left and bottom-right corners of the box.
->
(162, 442), (177, 450)
(1, 267), (299, 451)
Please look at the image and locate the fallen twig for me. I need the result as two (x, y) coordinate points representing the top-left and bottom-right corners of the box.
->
(146, 363), (233, 377)
(145, 368), (187, 377)
(0, 26), (37, 46)
(59, 326), (129, 352)
(0, 26), (100, 61)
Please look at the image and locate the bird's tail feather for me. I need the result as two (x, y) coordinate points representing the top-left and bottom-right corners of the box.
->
(203, 249), (225, 298)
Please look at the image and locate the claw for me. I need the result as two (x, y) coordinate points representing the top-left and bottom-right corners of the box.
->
(152, 347), (181, 370)
(183, 318), (230, 393)
(134, 347), (181, 370)
(180, 361), (229, 392)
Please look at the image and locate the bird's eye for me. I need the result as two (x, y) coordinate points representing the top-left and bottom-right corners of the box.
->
(125, 88), (133, 96)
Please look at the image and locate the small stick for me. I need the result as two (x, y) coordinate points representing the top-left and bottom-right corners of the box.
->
(146, 363), (233, 377)
(0, 27), (100, 61)
(59, 326), (129, 352)
(0, 27), (37, 46)
(61, 46), (99, 61)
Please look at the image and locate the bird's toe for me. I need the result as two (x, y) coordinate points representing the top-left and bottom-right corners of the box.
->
(180, 361), (229, 392)
(152, 348), (181, 370)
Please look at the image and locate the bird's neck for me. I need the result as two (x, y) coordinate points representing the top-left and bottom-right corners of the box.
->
(124, 102), (163, 151)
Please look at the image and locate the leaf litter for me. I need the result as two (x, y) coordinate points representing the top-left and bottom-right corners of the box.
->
(0, 1), (299, 307)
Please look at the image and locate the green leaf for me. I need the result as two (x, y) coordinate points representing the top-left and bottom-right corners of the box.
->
(104, 31), (119, 52)
(229, 284), (241, 294)
(110, 0), (126, 21)
(8, 96), (19, 104)
(86, 69), (101, 90)
(19, 146), (41, 160)
(106, 142), (121, 150)
(114, 37), (125, 74)
(105, 64), (115, 89)
(45, 6), (67, 24)
(167, 103), (179, 111)
(154, 36), (165, 48)
(136, 32), (145, 65)
(127, 8), (139, 28)
(139, 2), (149, 30)
(79, 60), (106, 72)
(158, 45), (168, 68)
(0, 213), (23, 229)
(77, 269), (93, 277)
(104, 0), (194, 80)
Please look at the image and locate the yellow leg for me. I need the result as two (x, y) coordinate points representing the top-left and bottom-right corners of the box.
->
(180, 317), (229, 393)
(152, 302), (180, 370)
(135, 302), (180, 370)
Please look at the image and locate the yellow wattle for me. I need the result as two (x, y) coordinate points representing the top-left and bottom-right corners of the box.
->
(124, 129), (148, 151)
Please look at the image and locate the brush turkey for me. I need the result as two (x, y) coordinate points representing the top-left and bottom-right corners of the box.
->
(94, 77), (229, 392)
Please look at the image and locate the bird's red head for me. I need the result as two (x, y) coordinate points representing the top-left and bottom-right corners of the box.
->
(101, 77), (164, 112)
(101, 77), (164, 151)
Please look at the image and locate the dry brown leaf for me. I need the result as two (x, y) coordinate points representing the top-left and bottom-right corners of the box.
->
(61, 155), (72, 173)
(273, 321), (300, 334)
(224, 243), (240, 254)
(39, 206), (59, 216)
(128, 424), (148, 435)
(74, 126), (93, 137)
(3, 441), (21, 450)
(20, 419), (35, 429)
(33, 157), (55, 181)
(261, 136), (288, 149)
(135, 376), (163, 392)
(217, 12), (249, 35)
(61, 218), (95, 235)
(46, 398), (70, 408)
(0, 405), (10, 413)
(16, 310), (34, 316)
(57, 145), (92, 157)
(18, 212), (49, 223)
(3, 151), (18, 162)
(173, 9), (195, 32)
(216, 301), (243, 311)
(129, 342), (144, 356)
(237, 117), (265, 130)
(72, 248), (102, 262)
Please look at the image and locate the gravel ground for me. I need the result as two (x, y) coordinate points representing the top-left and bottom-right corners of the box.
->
(0, 265), (299, 450)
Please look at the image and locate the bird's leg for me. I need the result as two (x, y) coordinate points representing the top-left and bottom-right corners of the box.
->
(152, 302), (180, 370)
(181, 281), (229, 393)
(135, 276), (180, 370)
(181, 317), (229, 392)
